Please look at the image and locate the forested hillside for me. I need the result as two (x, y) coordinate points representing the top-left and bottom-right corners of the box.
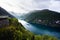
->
(0, 18), (59, 40)
(24, 9), (60, 27)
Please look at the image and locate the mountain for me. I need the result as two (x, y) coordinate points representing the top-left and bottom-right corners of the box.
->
(24, 9), (60, 27)
(0, 7), (59, 40)
(0, 18), (59, 40)
(0, 7), (15, 18)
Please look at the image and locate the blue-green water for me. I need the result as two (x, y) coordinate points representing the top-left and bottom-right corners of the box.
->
(19, 20), (60, 38)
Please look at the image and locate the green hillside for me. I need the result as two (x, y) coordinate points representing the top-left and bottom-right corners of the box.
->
(24, 9), (60, 27)
(0, 18), (59, 40)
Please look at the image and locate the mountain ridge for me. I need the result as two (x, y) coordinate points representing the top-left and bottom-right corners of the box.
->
(0, 7), (59, 40)
(0, 7), (15, 18)
(24, 9), (60, 27)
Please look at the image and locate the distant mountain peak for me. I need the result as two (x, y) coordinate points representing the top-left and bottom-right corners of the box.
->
(41, 9), (51, 11)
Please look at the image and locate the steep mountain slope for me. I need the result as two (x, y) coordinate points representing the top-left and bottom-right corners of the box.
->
(0, 18), (59, 40)
(24, 9), (60, 27)
(0, 7), (15, 18)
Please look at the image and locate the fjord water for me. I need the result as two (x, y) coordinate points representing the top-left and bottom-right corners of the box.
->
(18, 20), (60, 38)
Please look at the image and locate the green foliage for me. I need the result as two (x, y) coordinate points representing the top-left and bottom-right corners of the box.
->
(33, 35), (58, 40)
(0, 18), (59, 40)
(24, 10), (60, 27)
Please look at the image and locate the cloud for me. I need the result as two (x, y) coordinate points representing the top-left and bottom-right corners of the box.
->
(55, 0), (60, 1)
(34, 0), (50, 2)
(0, 0), (60, 13)
(48, 0), (60, 12)
(33, 0), (51, 9)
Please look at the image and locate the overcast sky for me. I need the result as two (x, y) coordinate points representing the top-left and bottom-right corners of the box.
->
(0, 0), (60, 13)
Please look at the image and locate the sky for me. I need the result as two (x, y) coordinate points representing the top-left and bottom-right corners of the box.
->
(0, 0), (60, 13)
